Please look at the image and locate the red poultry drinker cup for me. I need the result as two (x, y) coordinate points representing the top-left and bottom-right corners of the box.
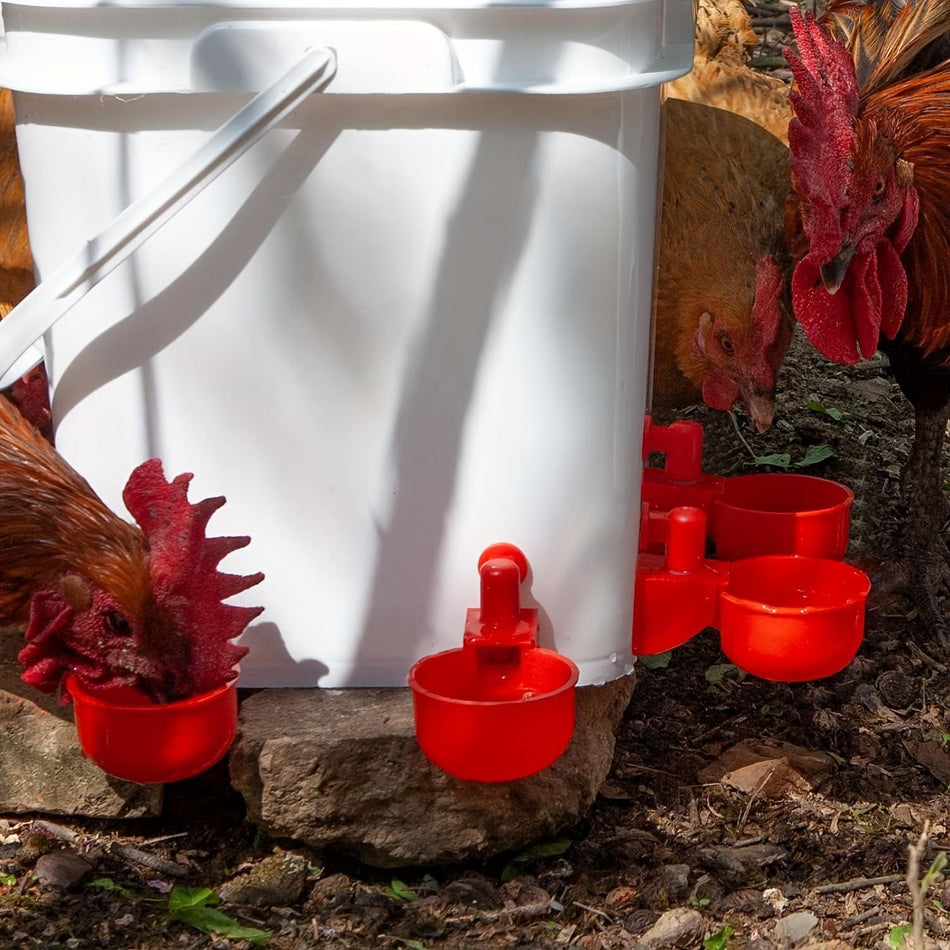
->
(0, 0), (694, 702)
(409, 545), (579, 782)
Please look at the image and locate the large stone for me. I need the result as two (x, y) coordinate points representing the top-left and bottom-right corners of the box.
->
(231, 676), (636, 867)
(0, 628), (162, 817)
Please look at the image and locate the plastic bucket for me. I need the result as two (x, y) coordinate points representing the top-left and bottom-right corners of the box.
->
(713, 474), (853, 560)
(1, 0), (693, 690)
(67, 675), (239, 784)
(718, 556), (870, 681)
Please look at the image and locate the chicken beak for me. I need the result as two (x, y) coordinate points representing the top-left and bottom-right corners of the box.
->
(742, 391), (776, 434)
(819, 244), (856, 295)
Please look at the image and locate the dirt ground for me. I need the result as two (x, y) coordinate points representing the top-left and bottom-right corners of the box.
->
(3, 5), (950, 947)
(2, 328), (949, 950)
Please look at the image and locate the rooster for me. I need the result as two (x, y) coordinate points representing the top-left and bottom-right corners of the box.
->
(0, 394), (264, 702)
(652, 0), (794, 433)
(784, 0), (950, 639)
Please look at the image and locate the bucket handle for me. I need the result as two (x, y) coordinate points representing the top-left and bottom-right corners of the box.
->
(0, 46), (337, 390)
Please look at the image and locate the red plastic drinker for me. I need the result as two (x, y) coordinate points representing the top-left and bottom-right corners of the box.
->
(409, 544), (579, 783)
(712, 473), (853, 560)
(67, 675), (238, 784)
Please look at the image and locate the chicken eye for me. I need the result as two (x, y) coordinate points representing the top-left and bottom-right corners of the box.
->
(873, 177), (886, 198)
(718, 333), (735, 356)
(105, 610), (134, 637)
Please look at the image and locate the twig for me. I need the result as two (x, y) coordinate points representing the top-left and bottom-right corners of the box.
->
(907, 822), (931, 950)
(729, 411), (758, 462)
(140, 832), (190, 847)
(573, 901), (613, 922)
(109, 842), (188, 878)
(908, 641), (948, 674)
(813, 873), (904, 894)
(839, 908), (883, 930)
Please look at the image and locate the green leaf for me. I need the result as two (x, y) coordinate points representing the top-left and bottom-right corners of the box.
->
(889, 924), (913, 949)
(172, 905), (271, 946)
(89, 877), (130, 896)
(804, 398), (845, 421)
(704, 925), (735, 950)
(753, 453), (792, 470)
(386, 879), (420, 902)
(638, 651), (672, 670)
(501, 838), (572, 883)
(0, 872), (15, 886)
(168, 886), (218, 912)
(923, 852), (948, 891)
(704, 663), (739, 685)
(794, 444), (835, 468)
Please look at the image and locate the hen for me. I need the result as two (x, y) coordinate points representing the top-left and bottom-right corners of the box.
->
(652, 3), (794, 433)
(664, 0), (794, 143)
(0, 394), (264, 702)
(784, 0), (950, 638)
(0, 86), (51, 438)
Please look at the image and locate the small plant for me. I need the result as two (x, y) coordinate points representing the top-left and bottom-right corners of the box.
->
(501, 838), (572, 883)
(704, 925), (735, 950)
(168, 886), (270, 946)
(804, 397), (846, 421)
(386, 879), (420, 902)
(638, 651), (672, 670)
(0, 872), (15, 886)
(890, 924), (913, 948)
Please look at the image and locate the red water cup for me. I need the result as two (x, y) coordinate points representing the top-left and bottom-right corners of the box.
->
(409, 544), (579, 783)
(712, 473), (853, 560)
(718, 555), (870, 681)
(67, 675), (238, 784)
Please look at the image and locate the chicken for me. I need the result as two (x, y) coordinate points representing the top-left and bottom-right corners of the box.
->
(0, 86), (52, 439)
(664, 0), (794, 143)
(0, 393), (264, 701)
(784, 0), (950, 639)
(651, 96), (794, 432)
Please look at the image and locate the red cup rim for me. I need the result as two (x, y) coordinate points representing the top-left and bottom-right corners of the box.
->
(65, 674), (236, 712)
(717, 473), (854, 517)
(720, 555), (871, 617)
(408, 647), (579, 708)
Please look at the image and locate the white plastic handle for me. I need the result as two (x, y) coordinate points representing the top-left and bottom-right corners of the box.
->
(0, 46), (337, 389)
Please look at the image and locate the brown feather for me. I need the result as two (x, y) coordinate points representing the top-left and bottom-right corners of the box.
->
(0, 395), (150, 623)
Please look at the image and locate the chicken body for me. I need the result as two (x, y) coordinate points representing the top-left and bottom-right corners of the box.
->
(651, 96), (793, 432)
(664, 0), (794, 144)
(0, 394), (262, 701)
(785, 0), (950, 640)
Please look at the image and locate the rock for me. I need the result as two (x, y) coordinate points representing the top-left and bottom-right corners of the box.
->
(218, 848), (309, 907)
(698, 844), (788, 889)
(639, 864), (691, 910)
(773, 911), (818, 945)
(231, 676), (635, 867)
(33, 850), (94, 891)
(876, 670), (916, 709)
(637, 907), (704, 949)
(0, 630), (162, 818)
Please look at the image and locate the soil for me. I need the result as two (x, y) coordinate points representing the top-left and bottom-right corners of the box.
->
(3, 7), (950, 948)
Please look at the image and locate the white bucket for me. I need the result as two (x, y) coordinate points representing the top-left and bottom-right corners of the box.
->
(0, 0), (692, 688)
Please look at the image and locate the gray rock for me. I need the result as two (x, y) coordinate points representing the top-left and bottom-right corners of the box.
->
(638, 907), (704, 949)
(773, 911), (819, 946)
(219, 848), (309, 907)
(33, 850), (94, 891)
(0, 629), (161, 818)
(231, 676), (636, 867)
(640, 864), (691, 910)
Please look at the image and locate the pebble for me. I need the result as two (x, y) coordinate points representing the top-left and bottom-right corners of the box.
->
(33, 850), (93, 891)
(638, 907), (704, 949)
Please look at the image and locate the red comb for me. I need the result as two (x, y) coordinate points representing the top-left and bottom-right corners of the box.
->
(785, 9), (861, 246)
(122, 459), (264, 696)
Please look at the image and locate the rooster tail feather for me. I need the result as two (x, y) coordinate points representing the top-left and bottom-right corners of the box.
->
(862, 0), (950, 95)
